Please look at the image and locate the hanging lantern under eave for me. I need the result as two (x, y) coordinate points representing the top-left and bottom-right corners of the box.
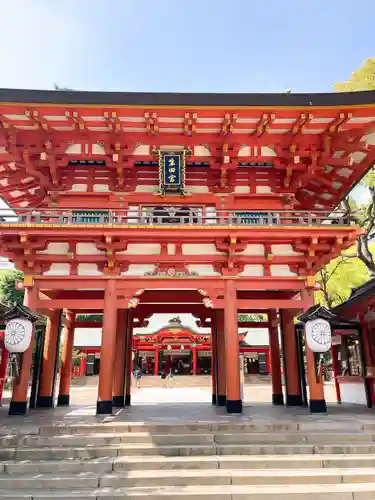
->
(4, 318), (33, 353)
(305, 318), (332, 353)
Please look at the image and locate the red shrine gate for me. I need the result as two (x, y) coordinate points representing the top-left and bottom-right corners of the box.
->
(0, 88), (373, 415)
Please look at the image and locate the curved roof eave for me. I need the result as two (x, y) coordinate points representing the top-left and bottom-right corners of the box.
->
(1, 88), (375, 108)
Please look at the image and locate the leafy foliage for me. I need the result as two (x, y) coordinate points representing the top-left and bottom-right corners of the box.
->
(321, 57), (375, 307)
(75, 314), (103, 322)
(316, 247), (371, 308)
(0, 270), (24, 306)
(334, 58), (375, 92)
(238, 313), (267, 322)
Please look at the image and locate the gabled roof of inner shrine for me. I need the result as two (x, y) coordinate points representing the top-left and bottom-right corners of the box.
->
(0, 88), (375, 210)
(298, 304), (359, 327)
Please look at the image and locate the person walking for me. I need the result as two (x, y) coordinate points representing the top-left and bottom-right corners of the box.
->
(160, 369), (167, 388)
(166, 368), (175, 388)
(133, 367), (142, 389)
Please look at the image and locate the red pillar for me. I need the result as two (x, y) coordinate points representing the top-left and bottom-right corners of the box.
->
(280, 309), (302, 406)
(0, 349), (9, 406)
(97, 280), (117, 414)
(266, 349), (271, 374)
(38, 310), (60, 407)
(9, 285), (38, 416)
(79, 357), (85, 377)
(225, 279), (242, 413)
(154, 347), (159, 375)
(112, 310), (127, 407)
(58, 311), (75, 406)
(125, 312), (133, 406)
(192, 345), (197, 375)
(361, 316), (373, 367)
(331, 344), (341, 403)
(302, 288), (327, 413)
(211, 322), (218, 405)
(269, 309), (284, 405)
(216, 309), (226, 406)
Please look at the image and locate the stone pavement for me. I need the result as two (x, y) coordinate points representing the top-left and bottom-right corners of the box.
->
(0, 383), (372, 435)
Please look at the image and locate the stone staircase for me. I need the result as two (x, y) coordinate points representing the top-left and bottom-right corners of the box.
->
(1, 421), (375, 498)
(71, 374), (271, 388)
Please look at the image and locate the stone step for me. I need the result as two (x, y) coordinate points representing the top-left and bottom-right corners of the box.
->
(1, 482), (375, 499)
(38, 421), (367, 436)
(100, 468), (375, 488)
(2, 468), (375, 489)
(4, 454), (375, 475)
(3, 442), (375, 460)
(7, 431), (375, 448)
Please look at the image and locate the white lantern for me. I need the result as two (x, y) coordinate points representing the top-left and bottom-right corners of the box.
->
(305, 318), (332, 353)
(4, 318), (33, 353)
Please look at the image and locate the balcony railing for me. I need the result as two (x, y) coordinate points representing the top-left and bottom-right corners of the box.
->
(0, 208), (354, 227)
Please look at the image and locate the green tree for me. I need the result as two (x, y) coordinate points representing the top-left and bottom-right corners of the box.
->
(0, 270), (24, 306)
(334, 57), (375, 92)
(238, 313), (267, 322)
(75, 314), (103, 322)
(316, 248), (371, 308)
(337, 170), (375, 275)
(331, 60), (375, 276)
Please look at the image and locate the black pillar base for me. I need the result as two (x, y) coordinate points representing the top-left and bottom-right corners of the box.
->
(125, 394), (131, 406)
(212, 394), (217, 405)
(9, 400), (28, 416)
(217, 394), (227, 406)
(57, 394), (70, 406)
(309, 398), (327, 413)
(96, 400), (112, 415)
(272, 393), (284, 405)
(37, 395), (53, 408)
(286, 394), (303, 406)
(226, 399), (242, 414)
(112, 395), (125, 408)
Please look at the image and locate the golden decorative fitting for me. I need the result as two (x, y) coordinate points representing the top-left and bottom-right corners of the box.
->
(306, 276), (316, 287)
(128, 298), (139, 309)
(203, 297), (214, 308)
(23, 275), (34, 287)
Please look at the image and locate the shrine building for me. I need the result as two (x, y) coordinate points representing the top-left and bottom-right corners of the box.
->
(0, 88), (373, 416)
(73, 315), (271, 377)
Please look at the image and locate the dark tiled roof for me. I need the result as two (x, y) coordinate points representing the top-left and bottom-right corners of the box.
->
(2, 304), (39, 323)
(1, 88), (375, 107)
(298, 304), (358, 327)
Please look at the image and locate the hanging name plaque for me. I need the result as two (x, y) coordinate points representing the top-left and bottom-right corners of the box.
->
(158, 151), (186, 195)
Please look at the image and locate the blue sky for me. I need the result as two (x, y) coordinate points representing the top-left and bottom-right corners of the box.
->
(0, 0), (374, 93)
